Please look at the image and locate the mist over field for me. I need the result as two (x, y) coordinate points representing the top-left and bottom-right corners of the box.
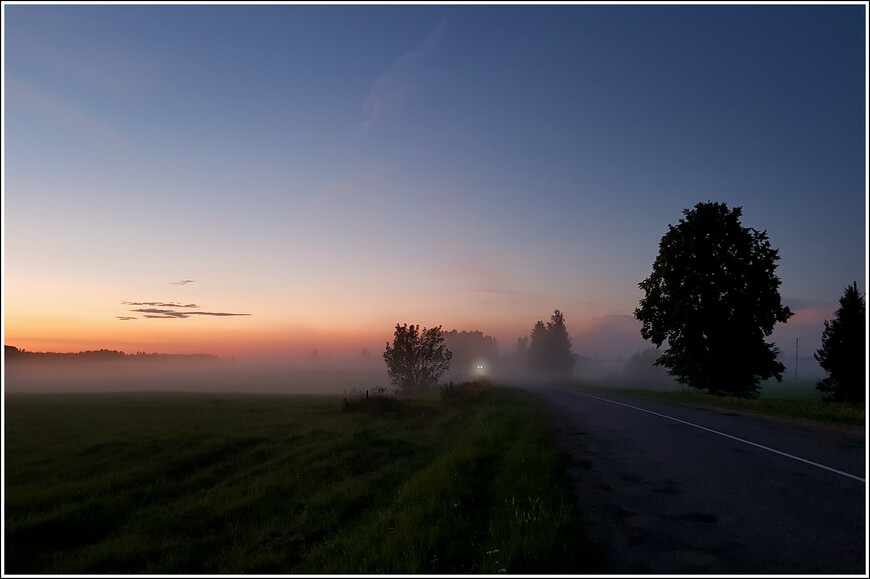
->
(2, 343), (824, 395)
(2, 353), (390, 395)
(1, 337), (594, 395)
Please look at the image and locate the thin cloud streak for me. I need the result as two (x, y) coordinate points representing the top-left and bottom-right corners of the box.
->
(122, 301), (199, 308)
(130, 308), (251, 319)
(171, 280), (195, 285)
(7, 79), (131, 150)
(362, 17), (447, 130)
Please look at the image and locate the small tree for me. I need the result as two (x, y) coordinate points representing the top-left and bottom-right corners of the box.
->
(528, 309), (576, 378)
(383, 323), (452, 391)
(815, 282), (866, 403)
(635, 202), (793, 397)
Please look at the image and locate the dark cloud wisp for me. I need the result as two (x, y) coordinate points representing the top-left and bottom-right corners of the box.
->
(130, 308), (251, 319)
(122, 301), (199, 308)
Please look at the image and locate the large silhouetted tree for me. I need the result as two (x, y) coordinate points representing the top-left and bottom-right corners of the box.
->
(528, 310), (576, 378)
(383, 324), (452, 391)
(635, 202), (793, 397)
(815, 282), (866, 403)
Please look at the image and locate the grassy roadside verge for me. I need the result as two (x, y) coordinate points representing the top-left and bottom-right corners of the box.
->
(606, 386), (865, 428)
(4, 387), (594, 574)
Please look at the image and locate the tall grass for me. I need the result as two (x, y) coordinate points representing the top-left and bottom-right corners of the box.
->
(5, 389), (594, 574)
(304, 385), (592, 573)
(616, 383), (865, 427)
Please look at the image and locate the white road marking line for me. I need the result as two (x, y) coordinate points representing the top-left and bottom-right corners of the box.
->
(560, 389), (866, 483)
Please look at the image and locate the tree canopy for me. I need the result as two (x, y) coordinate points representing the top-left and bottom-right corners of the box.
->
(815, 282), (866, 403)
(442, 330), (499, 380)
(528, 309), (576, 378)
(634, 202), (793, 397)
(383, 324), (452, 391)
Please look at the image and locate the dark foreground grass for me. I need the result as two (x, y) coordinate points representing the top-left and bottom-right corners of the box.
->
(4, 388), (595, 574)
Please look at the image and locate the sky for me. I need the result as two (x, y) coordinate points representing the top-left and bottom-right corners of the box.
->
(2, 2), (867, 362)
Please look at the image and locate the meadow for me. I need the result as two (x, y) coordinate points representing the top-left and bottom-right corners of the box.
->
(612, 378), (865, 428)
(4, 386), (597, 574)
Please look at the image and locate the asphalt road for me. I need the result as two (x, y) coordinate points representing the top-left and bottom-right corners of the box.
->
(527, 385), (867, 574)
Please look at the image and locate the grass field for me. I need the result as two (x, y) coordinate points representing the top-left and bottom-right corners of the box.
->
(4, 386), (596, 574)
(611, 378), (865, 428)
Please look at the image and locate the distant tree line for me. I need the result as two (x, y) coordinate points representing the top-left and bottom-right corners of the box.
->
(382, 313), (581, 391)
(442, 330), (499, 380)
(4, 346), (218, 363)
(5, 346), (126, 360)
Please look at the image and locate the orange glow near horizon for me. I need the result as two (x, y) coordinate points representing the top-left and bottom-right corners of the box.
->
(6, 303), (609, 359)
(5, 268), (832, 362)
(3, 278), (557, 359)
(4, 316), (396, 359)
(7, 279), (505, 357)
(5, 306), (543, 360)
(5, 304), (832, 361)
(788, 305), (834, 327)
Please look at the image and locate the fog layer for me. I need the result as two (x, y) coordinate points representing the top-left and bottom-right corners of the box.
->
(3, 346), (823, 395)
(3, 355), (389, 395)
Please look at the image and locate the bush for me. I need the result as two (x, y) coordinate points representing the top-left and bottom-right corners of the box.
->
(440, 380), (489, 407)
(342, 387), (403, 415)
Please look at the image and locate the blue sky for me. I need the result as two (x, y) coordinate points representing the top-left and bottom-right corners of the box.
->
(3, 3), (866, 360)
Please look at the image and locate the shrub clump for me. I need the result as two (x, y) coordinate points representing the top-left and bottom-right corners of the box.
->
(440, 380), (489, 407)
(342, 386), (403, 415)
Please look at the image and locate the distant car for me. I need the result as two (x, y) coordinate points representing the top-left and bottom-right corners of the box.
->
(472, 360), (488, 378)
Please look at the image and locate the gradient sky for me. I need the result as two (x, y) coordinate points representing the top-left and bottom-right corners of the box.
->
(3, 3), (867, 361)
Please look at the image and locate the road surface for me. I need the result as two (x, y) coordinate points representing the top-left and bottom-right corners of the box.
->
(527, 385), (866, 574)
